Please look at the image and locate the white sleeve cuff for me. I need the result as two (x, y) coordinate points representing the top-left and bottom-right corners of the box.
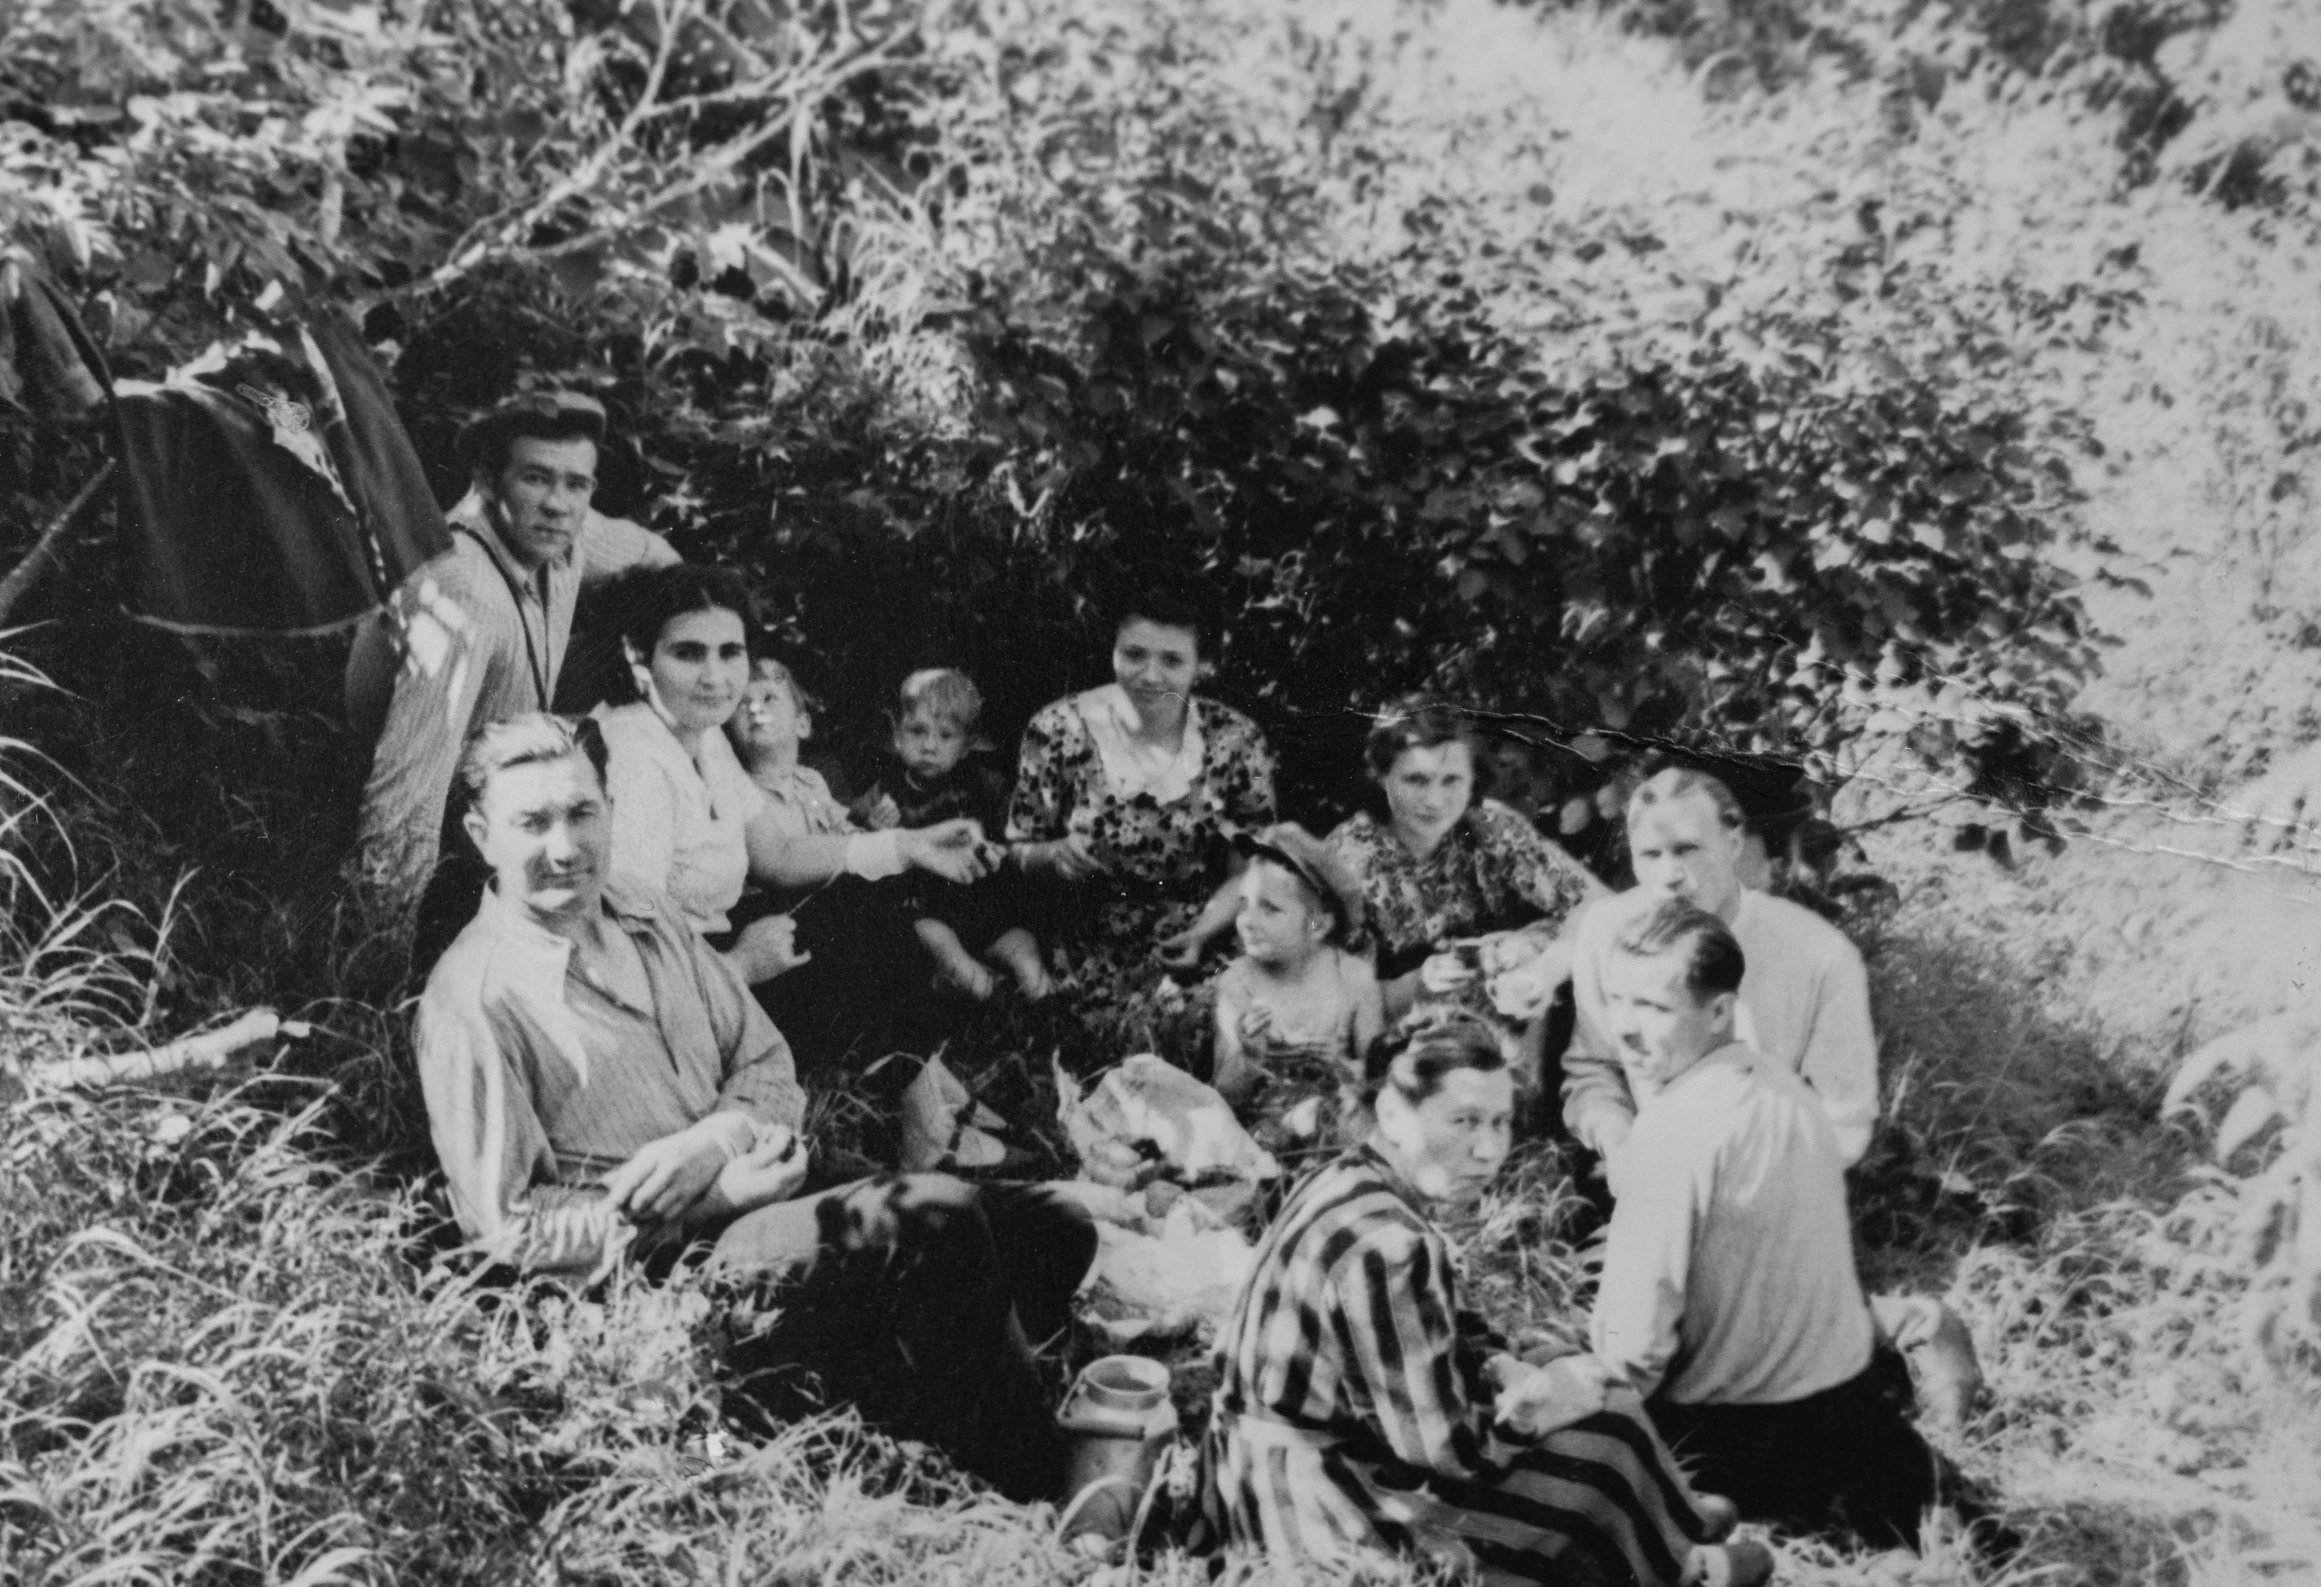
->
(843, 831), (906, 880)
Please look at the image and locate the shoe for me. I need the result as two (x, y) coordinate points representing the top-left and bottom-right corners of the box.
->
(1686, 1540), (1775, 1587)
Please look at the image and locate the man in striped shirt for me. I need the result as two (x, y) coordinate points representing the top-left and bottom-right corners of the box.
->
(414, 713), (1095, 1499)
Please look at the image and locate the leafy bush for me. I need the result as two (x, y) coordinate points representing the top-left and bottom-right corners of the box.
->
(3, 0), (2119, 832)
(2164, 1012), (2321, 1373)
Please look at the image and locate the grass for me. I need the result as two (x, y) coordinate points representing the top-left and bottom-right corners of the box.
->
(3, 646), (2316, 1587)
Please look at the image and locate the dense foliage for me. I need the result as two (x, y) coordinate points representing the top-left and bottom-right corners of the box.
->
(0, 0), (2181, 827)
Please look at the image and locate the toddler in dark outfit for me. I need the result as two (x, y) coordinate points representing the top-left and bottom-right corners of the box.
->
(853, 668), (1052, 999)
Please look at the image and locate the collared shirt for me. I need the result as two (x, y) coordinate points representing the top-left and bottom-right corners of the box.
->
(1324, 802), (1603, 979)
(415, 878), (804, 1274)
(594, 700), (769, 934)
(351, 493), (676, 891)
(1074, 684), (1207, 804)
(746, 760), (856, 841)
(1590, 1042), (1876, 1407)
(1561, 887), (1879, 1164)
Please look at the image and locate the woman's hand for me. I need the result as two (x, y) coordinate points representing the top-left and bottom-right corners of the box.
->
(1418, 945), (1482, 997)
(902, 819), (994, 885)
(1493, 1353), (1618, 1440)
(728, 914), (811, 984)
(1489, 939), (1575, 1023)
(1026, 833), (1106, 882)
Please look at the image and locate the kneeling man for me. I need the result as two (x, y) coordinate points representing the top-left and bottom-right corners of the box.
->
(1589, 898), (1936, 1549)
(415, 712), (1095, 1500)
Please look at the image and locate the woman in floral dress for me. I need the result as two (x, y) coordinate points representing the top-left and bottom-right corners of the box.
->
(1327, 696), (1606, 1025)
(1007, 582), (1277, 993)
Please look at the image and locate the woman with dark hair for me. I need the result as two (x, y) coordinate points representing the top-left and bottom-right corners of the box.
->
(1005, 577), (1278, 987)
(1203, 1011), (1765, 1587)
(1326, 696), (1605, 1022)
(589, 565), (990, 990)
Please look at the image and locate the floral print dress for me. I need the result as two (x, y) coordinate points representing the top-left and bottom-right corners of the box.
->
(1326, 799), (1603, 983)
(1007, 690), (1277, 989)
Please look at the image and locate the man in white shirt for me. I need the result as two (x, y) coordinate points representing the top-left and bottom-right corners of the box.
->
(1496, 766), (1878, 1178)
(1588, 898), (1937, 1548)
(349, 391), (679, 898)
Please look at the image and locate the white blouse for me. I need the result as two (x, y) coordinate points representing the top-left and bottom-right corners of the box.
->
(593, 700), (768, 934)
(1072, 684), (1207, 804)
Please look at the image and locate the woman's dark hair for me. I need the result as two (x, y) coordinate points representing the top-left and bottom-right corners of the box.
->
(1361, 1006), (1508, 1107)
(1363, 694), (1488, 786)
(603, 564), (758, 701)
(1107, 575), (1217, 656)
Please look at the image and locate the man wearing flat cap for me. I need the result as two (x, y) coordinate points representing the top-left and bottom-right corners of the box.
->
(349, 392), (679, 896)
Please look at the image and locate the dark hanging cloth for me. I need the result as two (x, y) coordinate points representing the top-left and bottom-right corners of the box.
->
(0, 255), (111, 419)
(112, 318), (449, 634)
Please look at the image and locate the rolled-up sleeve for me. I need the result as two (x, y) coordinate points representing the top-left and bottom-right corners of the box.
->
(684, 927), (805, 1136)
(414, 983), (622, 1274)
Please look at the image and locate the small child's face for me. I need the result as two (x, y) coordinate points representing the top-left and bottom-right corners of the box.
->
(895, 708), (969, 779)
(1481, 739), (1533, 790)
(1235, 860), (1330, 965)
(733, 671), (807, 760)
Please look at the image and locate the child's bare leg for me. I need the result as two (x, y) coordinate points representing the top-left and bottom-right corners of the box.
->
(985, 927), (1053, 1000)
(916, 918), (994, 999)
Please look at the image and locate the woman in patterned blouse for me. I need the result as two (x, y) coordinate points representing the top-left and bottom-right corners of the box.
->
(1327, 696), (1606, 1022)
(1005, 581), (1278, 989)
(1204, 1013), (1763, 1587)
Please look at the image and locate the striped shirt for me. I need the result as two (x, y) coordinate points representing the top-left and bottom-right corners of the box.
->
(351, 493), (676, 891)
(415, 878), (804, 1275)
(1207, 1146), (1718, 1585)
